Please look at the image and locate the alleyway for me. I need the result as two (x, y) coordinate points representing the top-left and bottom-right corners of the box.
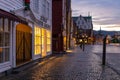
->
(1, 45), (120, 80)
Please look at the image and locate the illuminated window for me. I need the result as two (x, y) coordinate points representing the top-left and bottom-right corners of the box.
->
(34, 27), (41, 55)
(41, 28), (47, 57)
(46, 30), (51, 52)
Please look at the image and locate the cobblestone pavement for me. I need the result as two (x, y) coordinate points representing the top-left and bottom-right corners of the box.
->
(93, 45), (120, 75)
(1, 45), (120, 80)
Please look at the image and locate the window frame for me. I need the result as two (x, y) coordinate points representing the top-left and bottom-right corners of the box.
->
(0, 18), (10, 63)
(34, 27), (42, 55)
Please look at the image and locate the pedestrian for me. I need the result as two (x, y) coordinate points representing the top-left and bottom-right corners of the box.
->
(79, 43), (82, 49)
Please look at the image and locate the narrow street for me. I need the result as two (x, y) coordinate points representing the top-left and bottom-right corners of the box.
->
(1, 45), (120, 80)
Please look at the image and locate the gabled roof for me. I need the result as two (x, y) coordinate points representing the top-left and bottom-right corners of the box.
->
(72, 17), (78, 22)
(83, 16), (92, 21)
(72, 16), (92, 22)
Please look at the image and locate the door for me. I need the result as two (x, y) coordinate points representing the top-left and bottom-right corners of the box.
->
(16, 24), (32, 65)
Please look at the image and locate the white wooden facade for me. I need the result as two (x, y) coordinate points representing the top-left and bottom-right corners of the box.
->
(0, 0), (52, 73)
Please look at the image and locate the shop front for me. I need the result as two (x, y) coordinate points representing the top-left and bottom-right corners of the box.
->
(0, 17), (12, 72)
(16, 24), (32, 65)
(34, 26), (51, 59)
(42, 28), (51, 57)
(34, 26), (42, 59)
(0, 9), (27, 72)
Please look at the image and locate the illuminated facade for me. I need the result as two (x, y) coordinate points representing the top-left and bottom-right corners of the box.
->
(0, 0), (52, 73)
(73, 15), (93, 44)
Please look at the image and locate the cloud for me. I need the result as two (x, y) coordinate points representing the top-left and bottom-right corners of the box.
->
(103, 26), (120, 28)
(72, 0), (120, 31)
(93, 24), (120, 31)
(72, 10), (80, 12)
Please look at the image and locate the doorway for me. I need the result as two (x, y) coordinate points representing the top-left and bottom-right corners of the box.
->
(16, 24), (32, 65)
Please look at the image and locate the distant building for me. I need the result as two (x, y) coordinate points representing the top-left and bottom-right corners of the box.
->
(73, 15), (93, 44)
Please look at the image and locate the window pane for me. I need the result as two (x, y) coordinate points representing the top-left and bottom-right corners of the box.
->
(4, 48), (9, 61)
(42, 28), (45, 36)
(34, 27), (42, 55)
(34, 27), (41, 36)
(8, 20), (12, 31)
(42, 36), (44, 44)
(0, 18), (3, 31)
(47, 44), (51, 52)
(5, 32), (10, 46)
(47, 31), (51, 38)
(47, 38), (51, 44)
(35, 36), (41, 45)
(4, 18), (9, 32)
(0, 32), (4, 47)
(34, 45), (41, 55)
(0, 48), (4, 63)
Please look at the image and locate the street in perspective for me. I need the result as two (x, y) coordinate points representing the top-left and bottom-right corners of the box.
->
(1, 0), (120, 80)
(0, 45), (120, 80)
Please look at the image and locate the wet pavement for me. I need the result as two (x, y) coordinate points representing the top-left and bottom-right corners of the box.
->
(93, 44), (120, 75)
(1, 45), (120, 80)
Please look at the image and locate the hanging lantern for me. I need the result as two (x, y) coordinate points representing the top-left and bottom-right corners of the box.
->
(24, 0), (30, 10)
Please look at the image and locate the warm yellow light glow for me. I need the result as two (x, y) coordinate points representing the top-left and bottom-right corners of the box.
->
(73, 38), (76, 41)
(85, 40), (87, 43)
(35, 37), (41, 45)
(46, 30), (51, 52)
(42, 28), (47, 57)
(16, 23), (32, 33)
(47, 45), (51, 52)
(64, 37), (67, 50)
(35, 46), (41, 54)
(46, 30), (51, 38)
(42, 28), (45, 36)
(66, 50), (73, 53)
(35, 27), (41, 36)
(79, 39), (82, 42)
(0, 48), (3, 52)
(47, 38), (50, 44)
(34, 27), (42, 55)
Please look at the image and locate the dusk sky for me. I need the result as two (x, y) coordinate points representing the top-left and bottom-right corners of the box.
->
(72, 0), (120, 31)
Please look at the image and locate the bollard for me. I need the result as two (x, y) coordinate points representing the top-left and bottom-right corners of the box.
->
(102, 36), (106, 65)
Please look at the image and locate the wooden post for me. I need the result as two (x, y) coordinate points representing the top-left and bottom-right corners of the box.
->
(102, 36), (106, 65)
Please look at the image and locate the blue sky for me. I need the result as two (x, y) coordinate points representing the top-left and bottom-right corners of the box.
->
(72, 0), (120, 31)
